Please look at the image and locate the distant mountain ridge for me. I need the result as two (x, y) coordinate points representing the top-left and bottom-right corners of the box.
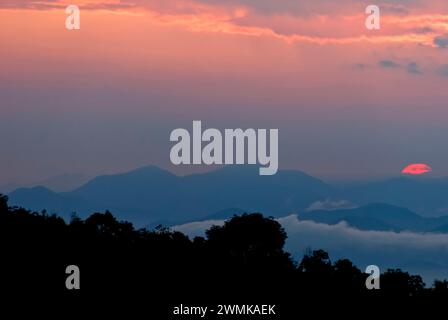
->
(0, 173), (90, 194)
(8, 165), (448, 229)
(340, 177), (448, 217)
(299, 203), (448, 233)
(9, 165), (334, 226)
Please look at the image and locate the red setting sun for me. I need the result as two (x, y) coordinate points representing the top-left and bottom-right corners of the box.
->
(401, 163), (432, 175)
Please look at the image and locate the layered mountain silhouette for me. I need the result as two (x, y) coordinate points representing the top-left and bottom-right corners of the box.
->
(341, 177), (448, 217)
(8, 165), (448, 229)
(0, 173), (90, 194)
(300, 203), (448, 233)
(9, 165), (333, 226)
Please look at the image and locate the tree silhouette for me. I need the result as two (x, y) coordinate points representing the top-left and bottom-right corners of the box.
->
(381, 269), (425, 296)
(0, 194), (8, 212)
(0, 193), (446, 300)
(205, 213), (294, 271)
(433, 280), (448, 296)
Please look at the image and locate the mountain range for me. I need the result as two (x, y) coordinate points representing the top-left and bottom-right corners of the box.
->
(299, 203), (448, 233)
(8, 166), (332, 226)
(7, 165), (448, 230)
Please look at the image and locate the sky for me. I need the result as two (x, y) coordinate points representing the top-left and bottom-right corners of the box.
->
(1, 0), (448, 185)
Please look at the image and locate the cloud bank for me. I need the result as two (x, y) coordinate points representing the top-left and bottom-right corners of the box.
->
(306, 199), (356, 211)
(174, 215), (448, 283)
(2, 0), (447, 47)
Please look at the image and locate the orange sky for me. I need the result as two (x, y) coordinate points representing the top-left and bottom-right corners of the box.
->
(1, 0), (448, 183)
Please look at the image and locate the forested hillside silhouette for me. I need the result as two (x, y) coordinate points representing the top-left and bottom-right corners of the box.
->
(1, 193), (447, 300)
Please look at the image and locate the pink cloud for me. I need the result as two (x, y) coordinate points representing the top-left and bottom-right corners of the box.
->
(2, 0), (447, 47)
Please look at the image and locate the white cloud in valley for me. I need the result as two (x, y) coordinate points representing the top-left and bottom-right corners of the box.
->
(173, 215), (448, 284)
